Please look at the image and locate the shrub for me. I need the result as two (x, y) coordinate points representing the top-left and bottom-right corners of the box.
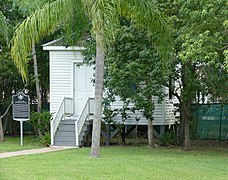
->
(159, 132), (177, 146)
(40, 132), (51, 146)
(29, 111), (52, 136)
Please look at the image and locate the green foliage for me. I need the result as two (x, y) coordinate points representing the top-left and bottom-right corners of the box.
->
(0, 1), (26, 137)
(11, 0), (87, 81)
(40, 132), (51, 146)
(180, 0), (228, 102)
(157, 0), (228, 147)
(177, 0), (227, 67)
(29, 111), (51, 136)
(11, 0), (172, 81)
(102, 104), (118, 124)
(159, 132), (177, 146)
(106, 26), (165, 119)
(118, 103), (131, 122)
(0, 48), (23, 104)
(82, 37), (96, 66)
(224, 50), (228, 72)
(0, 11), (9, 44)
(0, 0), (24, 41)
(0, 0), (23, 23)
(26, 41), (50, 103)
(159, 0), (228, 103)
(0, 1), (51, 132)
(12, 0), (54, 17)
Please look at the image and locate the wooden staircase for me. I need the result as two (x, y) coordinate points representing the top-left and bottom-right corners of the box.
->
(78, 120), (93, 147)
(54, 119), (92, 146)
(51, 98), (94, 147)
(54, 120), (76, 146)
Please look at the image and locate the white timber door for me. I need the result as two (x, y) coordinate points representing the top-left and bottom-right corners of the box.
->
(74, 63), (94, 116)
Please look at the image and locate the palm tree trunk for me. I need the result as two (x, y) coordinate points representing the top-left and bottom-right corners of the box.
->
(90, 38), (105, 158)
(32, 41), (42, 138)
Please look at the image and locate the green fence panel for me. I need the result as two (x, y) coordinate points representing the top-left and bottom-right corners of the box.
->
(221, 105), (228, 140)
(191, 104), (228, 141)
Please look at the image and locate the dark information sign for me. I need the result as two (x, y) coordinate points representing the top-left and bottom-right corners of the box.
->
(12, 92), (30, 121)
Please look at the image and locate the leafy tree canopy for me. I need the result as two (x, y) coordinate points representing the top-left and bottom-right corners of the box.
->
(106, 26), (165, 112)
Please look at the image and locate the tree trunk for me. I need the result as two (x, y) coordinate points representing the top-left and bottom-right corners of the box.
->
(146, 94), (155, 147)
(179, 102), (185, 146)
(0, 103), (12, 142)
(179, 100), (191, 150)
(32, 41), (42, 138)
(121, 125), (126, 145)
(180, 63), (192, 150)
(0, 117), (3, 142)
(183, 101), (191, 151)
(148, 117), (155, 147)
(90, 38), (105, 158)
(183, 112), (190, 150)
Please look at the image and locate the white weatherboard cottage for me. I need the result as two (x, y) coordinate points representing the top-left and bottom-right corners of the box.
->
(43, 40), (179, 147)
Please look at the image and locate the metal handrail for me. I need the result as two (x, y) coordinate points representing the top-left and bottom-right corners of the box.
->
(51, 97), (73, 145)
(75, 98), (94, 146)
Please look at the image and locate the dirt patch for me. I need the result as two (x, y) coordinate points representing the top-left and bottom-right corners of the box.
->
(190, 139), (228, 152)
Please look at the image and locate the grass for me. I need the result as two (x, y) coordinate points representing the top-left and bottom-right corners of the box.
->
(0, 146), (227, 180)
(0, 136), (43, 153)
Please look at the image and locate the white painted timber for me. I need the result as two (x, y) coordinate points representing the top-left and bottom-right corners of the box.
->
(43, 44), (85, 51)
(44, 43), (179, 126)
(74, 64), (94, 116)
(109, 95), (179, 126)
(48, 50), (84, 114)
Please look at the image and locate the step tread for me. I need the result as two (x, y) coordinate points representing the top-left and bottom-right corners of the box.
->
(54, 142), (76, 146)
(55, 132), (75, 136)
(55, 135), (75, 139)
(55, 138), (75, 142)
(54, 120), (92, 147)
(58, 126), (75, 131)
(61, 120), (76, 125)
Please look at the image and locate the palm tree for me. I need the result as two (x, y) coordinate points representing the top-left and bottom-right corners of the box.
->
(13, 0), (52, 138)
(11, 0), (171, 158)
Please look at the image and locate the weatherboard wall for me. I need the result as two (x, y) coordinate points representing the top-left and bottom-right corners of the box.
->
(49, 50), (83, 113)
(44, 45), (179, 125)
(110, 93), (179, 126)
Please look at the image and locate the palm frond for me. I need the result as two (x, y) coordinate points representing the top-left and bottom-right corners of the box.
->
(11, 0), (86, 81)
(83, 0), (120, 47)
(83, 0), (172, 66)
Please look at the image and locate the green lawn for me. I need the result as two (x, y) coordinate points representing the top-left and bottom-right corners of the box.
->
(0, 136), (43, 153)
(0, 146), (227, 180)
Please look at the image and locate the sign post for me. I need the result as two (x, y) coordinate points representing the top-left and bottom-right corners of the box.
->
(12, 92), (30, 146)
(20, 120), (23, 146)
